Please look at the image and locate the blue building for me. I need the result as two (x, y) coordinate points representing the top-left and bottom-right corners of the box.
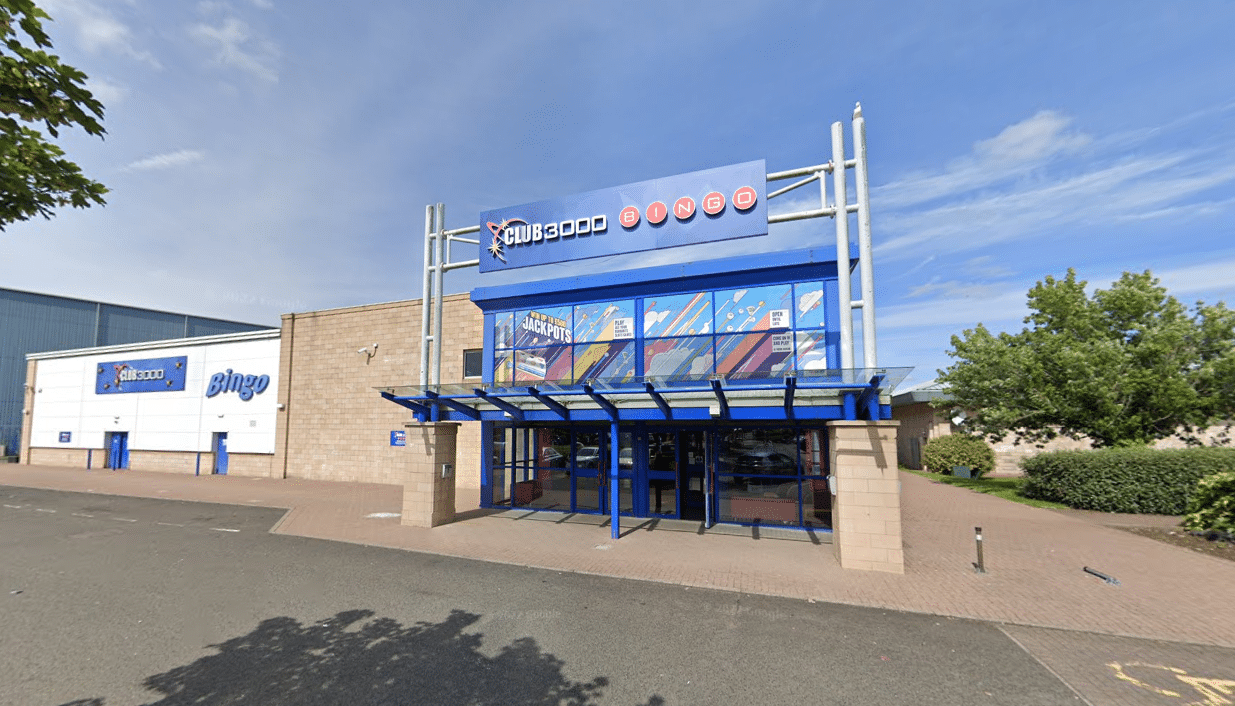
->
(0, 288), (268, 458)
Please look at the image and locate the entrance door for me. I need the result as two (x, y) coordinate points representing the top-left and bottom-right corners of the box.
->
(212, 432), (228, 475)
(679, 430), (708, 521)
(571, 430), (604, 512)
(105, 431), (129, 469)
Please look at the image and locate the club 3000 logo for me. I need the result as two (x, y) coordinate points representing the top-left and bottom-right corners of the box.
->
(485, 185), (757, 263)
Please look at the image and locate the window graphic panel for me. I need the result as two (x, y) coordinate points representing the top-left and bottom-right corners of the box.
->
(715, 332), (794, 377)
(643, 292), (712, 338)
(795, 330), (830, 372)
(493, 312), (514, 349)
(714, 284), (793, 333)
(493, 351), (513, 384)
(574, 300), (635, 343)
(644, 336), (714, 379)
(573, 341), (636, 382)
(514, 307), (573, 348)
(515, 347), (572, 382)
(795, 282), (826, 329)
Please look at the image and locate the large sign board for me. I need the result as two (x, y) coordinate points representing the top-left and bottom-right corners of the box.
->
(479, 160), (767, 273)
(95, 356), (188, 394)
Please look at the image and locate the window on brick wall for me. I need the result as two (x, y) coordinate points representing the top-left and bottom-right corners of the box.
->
(463, 349), (483, 378)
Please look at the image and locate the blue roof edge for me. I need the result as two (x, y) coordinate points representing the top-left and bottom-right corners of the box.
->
(471, 244), (859, 310)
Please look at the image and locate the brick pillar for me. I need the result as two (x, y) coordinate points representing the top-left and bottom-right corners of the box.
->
(401, 422), (459, 528)
(827, 420), (903, 573)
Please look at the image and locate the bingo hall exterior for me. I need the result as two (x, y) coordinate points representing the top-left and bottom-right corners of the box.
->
(383, 105), (910, 573)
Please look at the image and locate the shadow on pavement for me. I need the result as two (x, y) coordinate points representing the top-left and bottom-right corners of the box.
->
(62, 609), (666, 706)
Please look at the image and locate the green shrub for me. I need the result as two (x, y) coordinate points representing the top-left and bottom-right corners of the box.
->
(921, 435), (995, 477)
(1020, 447), (1235, 515)
(1182, 471), (1235, 532)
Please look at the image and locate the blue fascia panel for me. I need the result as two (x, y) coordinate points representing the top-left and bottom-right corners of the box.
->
(433, 405), (847, 423)
(471, 245), (858, 312)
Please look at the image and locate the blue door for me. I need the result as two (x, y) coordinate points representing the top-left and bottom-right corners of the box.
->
(213, 432), (228, 475)
(106, 432), (129, 470)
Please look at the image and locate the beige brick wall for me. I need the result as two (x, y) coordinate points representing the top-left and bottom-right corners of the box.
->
(128, 450), (199, 474)
(900, 404), (1232, 476)
(891, 402), (952, 470)
(27, 447), (93, 467)
(279, 294), (485, 487)
(829, 420), (903, 574)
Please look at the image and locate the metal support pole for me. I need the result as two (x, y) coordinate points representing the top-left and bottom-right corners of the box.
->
(853, 104), (877, 369)
(433, 203), (446, 387)
(610, 420), (620, 540)
(703, 431), (713, 529)
(974, 526), (986, 573)
(419, 205), (435, 388)
(831, 121), (854, 370)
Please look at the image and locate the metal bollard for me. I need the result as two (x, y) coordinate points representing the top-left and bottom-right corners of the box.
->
(974, 526), (986, 573)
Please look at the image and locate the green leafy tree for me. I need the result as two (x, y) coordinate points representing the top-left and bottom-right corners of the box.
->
(1, 0), (107, 230)
(938, 269), (1235, 448)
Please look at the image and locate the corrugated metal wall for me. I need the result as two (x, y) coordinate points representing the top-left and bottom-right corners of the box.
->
(0, 288), (270, 456)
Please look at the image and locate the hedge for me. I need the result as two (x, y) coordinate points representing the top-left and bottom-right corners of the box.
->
(921, 434), (995, 477)
(1020, 447), (1235, 515)
(1182, 471), (1235, 533)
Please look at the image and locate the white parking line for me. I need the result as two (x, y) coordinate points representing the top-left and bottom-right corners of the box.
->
(3, 504), (23, 509)
(72, 513), (94, 518)
(156, 522), (185, 527)
(35, 509), (56, 513)
(210, 528), (240, 533)
(112, 518), (138, 523)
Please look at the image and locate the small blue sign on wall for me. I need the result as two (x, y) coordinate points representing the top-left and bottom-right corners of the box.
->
(479, 160), (768, 273)
(390, 430), (406, 447)
(59, 431), (71, 443)
(95, 356), (188, 394)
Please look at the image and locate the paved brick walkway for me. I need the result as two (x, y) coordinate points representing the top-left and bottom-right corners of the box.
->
(3, 464), (1233, 648)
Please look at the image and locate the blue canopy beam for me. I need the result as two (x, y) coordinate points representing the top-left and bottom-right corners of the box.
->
(475, 388), (524, 421)
(425, 391), (481, 421)
(710, 379), (730, 419)
(644, 382), (672, 420)
(381, 391), (430, 421)
(526, 387), (570, 420)
(581, 384), (619, 420)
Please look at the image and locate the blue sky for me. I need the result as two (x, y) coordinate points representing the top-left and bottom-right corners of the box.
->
(7, 0), (1235, 388)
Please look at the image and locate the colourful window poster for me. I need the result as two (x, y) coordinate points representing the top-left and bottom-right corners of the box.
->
(493, 312), (514, 349)
(715, 332), (794, 377)
(493, 351), (513, 384)
(573, 300), (635, 343)
(714, 284), (792, 333)
(644, 337), (714, 379)
(514, 307), (573, 348)
(795, 282), (826, 329)
(643, 292), (711, 338)
(574, 341), (636, 382)
(515, 346), (572, 382)
(795, 331), (830, 372)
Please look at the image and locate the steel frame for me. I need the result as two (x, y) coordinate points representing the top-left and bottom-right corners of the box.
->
(418, 103), (878, 387)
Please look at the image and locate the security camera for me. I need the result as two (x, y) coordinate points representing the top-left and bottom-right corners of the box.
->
(357, 348), (368, 355)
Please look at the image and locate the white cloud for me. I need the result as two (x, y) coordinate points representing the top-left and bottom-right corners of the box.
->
(43, 0), (160, 67)
(122, 149), (206, 171)
(85, 77), (128, 105)
(1157, 258), (1235, 297)
(190, 16), (279, 83)
(875, 150), (1235, 261)
(876, 111), (1090, 210)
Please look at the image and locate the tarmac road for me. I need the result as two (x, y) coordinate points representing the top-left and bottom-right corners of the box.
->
(0, 486), (1227, 705)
